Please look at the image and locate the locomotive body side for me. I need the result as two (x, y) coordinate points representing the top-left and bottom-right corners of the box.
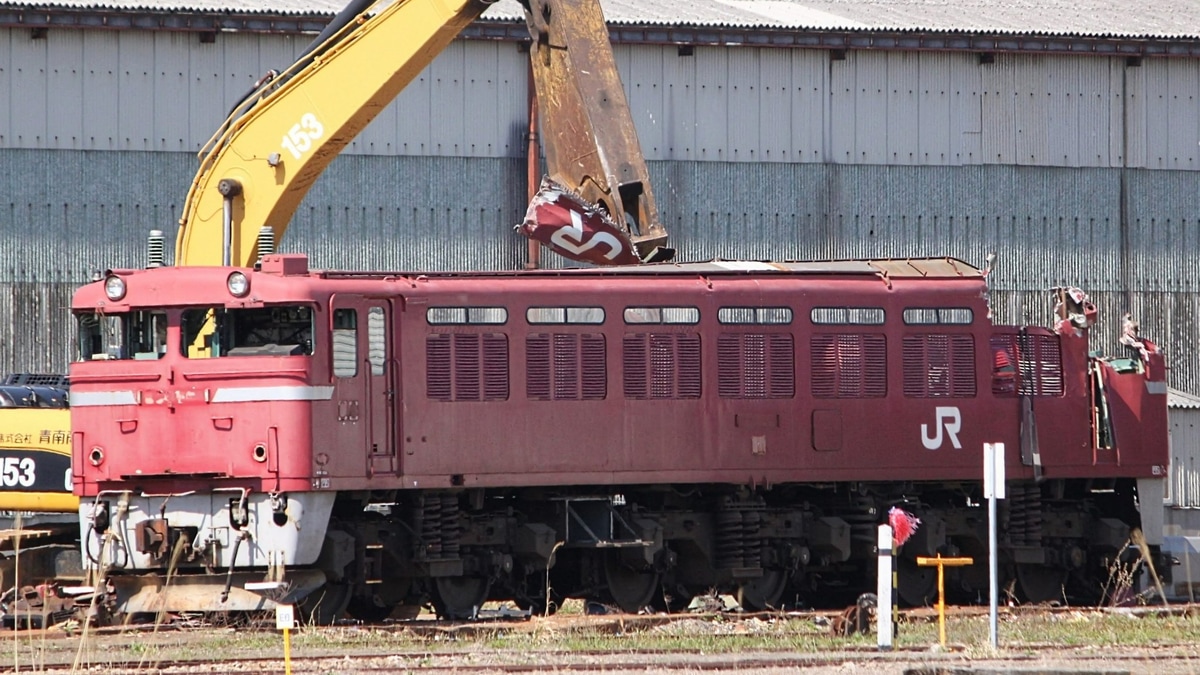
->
(70, 255), (1169, 619)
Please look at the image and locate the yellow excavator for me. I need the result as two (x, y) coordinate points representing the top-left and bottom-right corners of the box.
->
(0, 0), (670, 623)
(177, 0), (672, 268)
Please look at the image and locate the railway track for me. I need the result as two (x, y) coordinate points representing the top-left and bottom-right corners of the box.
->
(7, 604), (1197, 674)
(31, 641), (1200, 674)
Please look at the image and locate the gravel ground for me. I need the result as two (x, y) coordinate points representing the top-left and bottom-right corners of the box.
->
(8, 608), (1200, 673)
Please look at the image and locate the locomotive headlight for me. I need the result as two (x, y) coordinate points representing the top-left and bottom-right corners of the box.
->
(227, 271), (250, 298)
(104, 275), (126, 301)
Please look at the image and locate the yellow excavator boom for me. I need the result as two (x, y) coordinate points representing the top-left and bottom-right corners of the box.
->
(177, 0), (491, 267)
(176, 0), (671, 268)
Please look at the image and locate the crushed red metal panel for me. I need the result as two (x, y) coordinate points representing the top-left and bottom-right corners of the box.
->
(522, 0), (671, 264)
(517, 177), (644, 266)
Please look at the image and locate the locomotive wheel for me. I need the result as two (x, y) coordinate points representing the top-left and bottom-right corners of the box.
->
(603, 551), (659, 614)
(346, 595), (395, 623)
(299, 582), (351, 625)
(1016, 564), (1066, 604)
(432, 575), (491, 620)
(740, 568), (788, 612)
(895, 557), (937, 607)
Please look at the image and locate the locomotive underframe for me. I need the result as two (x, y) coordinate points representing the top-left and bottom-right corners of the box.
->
(82, 476), (1158, 621)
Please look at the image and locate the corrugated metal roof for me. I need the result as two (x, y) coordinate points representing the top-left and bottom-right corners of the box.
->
(3, 0), (1200, 40)
(1171, 388), (1200, 410)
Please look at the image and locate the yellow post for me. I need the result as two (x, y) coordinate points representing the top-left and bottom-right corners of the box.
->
(284, 627), (292, 675)
(916, 555), (974, 648)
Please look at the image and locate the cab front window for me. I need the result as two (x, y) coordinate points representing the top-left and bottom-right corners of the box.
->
(75, 311), (167, 361)
(182, 305), (314, 358)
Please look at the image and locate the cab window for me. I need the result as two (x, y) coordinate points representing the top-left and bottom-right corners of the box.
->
(181, 306), (313, 358)
(75, 311), (167, 361)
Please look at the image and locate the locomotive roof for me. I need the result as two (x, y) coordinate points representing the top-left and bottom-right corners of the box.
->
(319, 257), (983, 280)
(584, 257), (982, 278)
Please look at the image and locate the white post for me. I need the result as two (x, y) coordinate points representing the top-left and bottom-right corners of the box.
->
(877, 524), (893, 650)
(984, 442), (1006, 650)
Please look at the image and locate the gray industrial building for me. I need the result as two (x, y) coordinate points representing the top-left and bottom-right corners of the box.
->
(1, 0), (1199, 399)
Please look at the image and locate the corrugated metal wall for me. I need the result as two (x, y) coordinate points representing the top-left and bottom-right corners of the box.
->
(7, 31), (1200, 168)
(3, 151), (1198, 390)
(1, 27), (1199, 391)
(1168, 408), (1200, 510)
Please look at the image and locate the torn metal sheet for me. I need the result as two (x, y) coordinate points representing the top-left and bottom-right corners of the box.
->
(517, 177), (644, 266)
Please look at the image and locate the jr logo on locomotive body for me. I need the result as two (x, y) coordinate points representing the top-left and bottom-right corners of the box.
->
(921, 406), (962, 450)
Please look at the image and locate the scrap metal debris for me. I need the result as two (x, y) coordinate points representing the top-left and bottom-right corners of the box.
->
(1119, 313), (1156, 362)
(1, 582), (76, 629)
(517, 177), (644, 266)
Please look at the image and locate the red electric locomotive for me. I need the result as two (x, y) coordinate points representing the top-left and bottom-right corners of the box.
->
(70, 255), (1168, 621)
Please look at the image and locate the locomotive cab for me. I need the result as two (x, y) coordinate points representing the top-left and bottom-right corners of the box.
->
(70, 261), (339, 615)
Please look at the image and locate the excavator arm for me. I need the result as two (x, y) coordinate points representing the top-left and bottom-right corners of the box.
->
(175, 0), (672, 267)
(176, 0), (491, 267)
(516, 0), (672, 264)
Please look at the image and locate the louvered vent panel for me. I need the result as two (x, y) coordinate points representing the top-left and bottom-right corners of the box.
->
(553, 334), (579, 399)
(719, 333), (792, 399)
(903, 334), (975, 398)
(527, 335), (551, 400)
(811, 335), (838, 398)
(743, 334), (766, 398)
(927, 334), (951, 397)
(838, 337), (863, 398)
(581, 334), (606, 400)
(951, 335), (976, 397)
(1016, 333), (1036, 396)
(530, 334), (605, 401)
(718, 334), (741, 398)
(1035, 334), (1064, 396)
(863, 335), (887, 397)
(454, 334), (481, 401)
(650, 334), (674, 398)
(811, 334), (886, 398)
(902, 336), (927, 397)
(427, 334), (452, 401)
(482, 334), (509, 401)
(677, 335), (701, 398)
(623, 335), (648, 398)
(1010, 332), (1064, 397)
(768, 334), (794, 398)
(624, 334), (701, 400)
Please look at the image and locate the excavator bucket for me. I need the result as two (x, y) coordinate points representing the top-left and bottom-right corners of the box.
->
(517, 0), (674, 265)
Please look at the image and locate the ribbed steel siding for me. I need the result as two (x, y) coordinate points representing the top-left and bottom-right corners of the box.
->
(1, 149), (195, 282)
(286, 156), (528, 271)
(0, 282), (76, 374)
(649, 162), (1200, 289)
(8, 27), (1200, 169)
(0, 150), (528, 281)
(1169, 409), (1200, 508)
(5, 149), (1199, 390)
(0, 29), (526, 157)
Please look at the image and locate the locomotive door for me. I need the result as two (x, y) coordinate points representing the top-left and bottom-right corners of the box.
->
(330, 295), (397, 476)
